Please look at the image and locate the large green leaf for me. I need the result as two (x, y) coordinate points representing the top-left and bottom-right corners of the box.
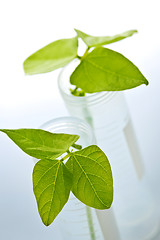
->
(75, 29), (137, 48)
(0, 129), (79, 160)
(67, 145), (113, 209)
(70, 47), (148, 92)
(33, 159), (72, 226)
(23, 37), (78, 75)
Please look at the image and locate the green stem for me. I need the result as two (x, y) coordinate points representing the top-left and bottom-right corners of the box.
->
(72, 143), (82, 150)
(70, 86), (78, 95)
(77, 55), (82, 60)
(70, 86), (86, 96)
(86, 206), (96, 240)
(61, 152), (72, 161)
(76, 47), (90, 61)
(82, 47), (90, 60)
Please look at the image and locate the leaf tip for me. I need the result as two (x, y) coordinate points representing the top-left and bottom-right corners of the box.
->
(43, 221), (51, 227)
(145, 79), (149, 86)
(133, 29), (138, 34)
(23, 59), (32, 75)
(23, 59), (29, 74)
(74, 28), (80, 37)
(0, 129), (6, 134)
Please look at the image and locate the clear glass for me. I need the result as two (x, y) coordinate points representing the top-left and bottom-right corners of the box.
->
(40, 117), (120, 240)
(58, 61), (160, 240)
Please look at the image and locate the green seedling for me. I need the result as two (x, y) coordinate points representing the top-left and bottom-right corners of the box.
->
(23, 29), (148, 96)
(0, 128), (113, 227)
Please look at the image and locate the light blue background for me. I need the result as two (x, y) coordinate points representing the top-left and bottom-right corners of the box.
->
(0, 0), (160, 239)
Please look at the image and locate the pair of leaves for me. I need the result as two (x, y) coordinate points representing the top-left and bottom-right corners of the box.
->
(23, 29), (135, 75)
(23, 28), (148, 92)
(0, 129), (113, 226)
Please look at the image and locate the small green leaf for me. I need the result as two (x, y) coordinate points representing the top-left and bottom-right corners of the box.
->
(0, 129), (79, 160)
(33, 159), (72, 226)
(23, 37), (78, 75)
(75, 29), (137, 48)
(67, 145), (113, 209)
(70, 47), (148, 92)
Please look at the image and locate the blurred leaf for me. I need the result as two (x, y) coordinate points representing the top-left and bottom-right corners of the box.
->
(75, 29), (137, 47)
(23, 37), (78, 74)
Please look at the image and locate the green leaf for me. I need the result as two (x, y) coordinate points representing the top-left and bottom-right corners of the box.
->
(0, 129), (79, 160)
(67, 145), (113, 209)
(75, 29), (137, 48)
(23, 37), (78, 75)
(33, 159), (72, 226)
(70, 47), (148, 92)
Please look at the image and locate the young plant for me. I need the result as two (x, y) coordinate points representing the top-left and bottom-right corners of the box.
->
(23, 29), (149, 96)
(0, 128), (113, 227)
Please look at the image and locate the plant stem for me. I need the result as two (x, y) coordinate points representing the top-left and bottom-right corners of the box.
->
(86, 206), (96, 240)
(77, 46), (90, 61)
(61, 152), (72, 161)
(70, 86), (78, 95)
(82, 47), (90, 60)
(72, 143), (82, 150)
(77, 55), (82, 60)
(70, 86), (86, 96)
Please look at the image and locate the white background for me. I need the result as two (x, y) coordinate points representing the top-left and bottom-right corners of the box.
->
(0, 0), (160, 239)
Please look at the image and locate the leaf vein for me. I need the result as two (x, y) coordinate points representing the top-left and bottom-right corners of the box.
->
(73, 155), (108, 207)
(39, 200), (52, 213)
(83, 61), (98, 88)
(45, 161), (62, 225)
(85, 58), (142, 82)
(34, 162), (59, 190)
(74, 153), (109, 175)
(37, 182), (55, 204)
